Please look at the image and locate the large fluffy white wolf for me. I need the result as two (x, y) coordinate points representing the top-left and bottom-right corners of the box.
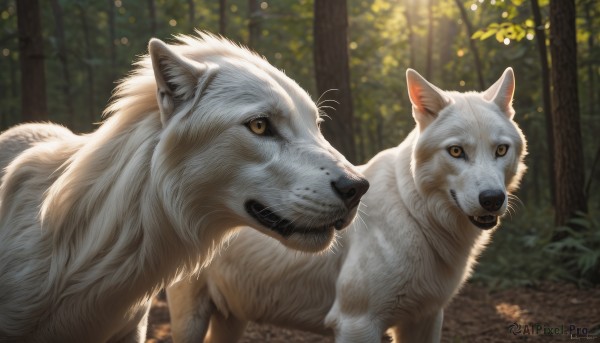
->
(0, 33), (369, 342)
(167, 68), (527, 342)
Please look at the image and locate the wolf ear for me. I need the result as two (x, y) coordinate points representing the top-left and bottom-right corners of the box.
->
(406, 69), (451, 130)
(149, 38), (205, 126)
(483, 67), (515, 118)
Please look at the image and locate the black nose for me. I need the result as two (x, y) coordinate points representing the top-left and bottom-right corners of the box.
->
(479, 190), (505, 212)
(331, 174), (369, 209)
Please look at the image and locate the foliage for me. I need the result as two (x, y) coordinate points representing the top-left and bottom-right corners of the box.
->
(0, 0), (599, 285)
(545, 212), (600, 283)
(474, 211), (600, 289)
(471, 21), (534, 43)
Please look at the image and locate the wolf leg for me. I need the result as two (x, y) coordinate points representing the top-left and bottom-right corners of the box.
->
(109, 301), (151, 343)
(204, 311), (247, 343)
(335, 318), (383, 343)
(392, 310), (443, 343)
(167, 280), (213, 343)
(328, 313), (384, 343)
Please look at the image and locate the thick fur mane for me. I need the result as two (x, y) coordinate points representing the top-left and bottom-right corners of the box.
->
(0, 31), (351, 341)
(39, 32), (262, 263)
(0, 33), (255, 339)
(104, 32), (270, 125)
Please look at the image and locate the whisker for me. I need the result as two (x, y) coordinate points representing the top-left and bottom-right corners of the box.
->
(355, 212), (368, 231)
(316, 89), (339, 107)
(318, 105), (337, 112)
(318, 111), (332, 121)
(317, 98), (340, 107)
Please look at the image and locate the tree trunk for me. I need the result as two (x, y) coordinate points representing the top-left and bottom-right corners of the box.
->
(49, 0), (75, 126)
(425, 0), (435, 79)
(357, 116), (366, 163)
(439, 17), (458, 85)
(16, 0), (47, 122)
(147, 0), (157, 37)
(453, 0), (485, 90)
(313, 0), (356, 162)
(248, 0), (260, 49)
(76, 3), (96, 128)
(107, 0), (117, 81)
(530, 0), (556, 207)
(0, 81), (5, 129)
(584, 1), (595, 133)
(403, 0), (416, 68)
(219, 0), (227, 35)
(549, 0), (587, 228)
(375, 111), (384, 152)
(10, 53), (18, 115)
(585, 145), (600, 200)
(367, 122), (377, 161)
(188, 0), (195, 33)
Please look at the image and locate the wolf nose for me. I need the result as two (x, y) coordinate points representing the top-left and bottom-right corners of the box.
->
(331, 174), (369, 209)
(479, 190), (505, 212)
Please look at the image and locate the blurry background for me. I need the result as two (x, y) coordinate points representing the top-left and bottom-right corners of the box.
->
(0, 0), (598, 287)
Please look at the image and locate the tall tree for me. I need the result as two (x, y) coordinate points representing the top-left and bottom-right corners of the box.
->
(219, 0), (227, 35)
(76, 3), (96, 127)
(147, 0), (157, 37)
(188, 0), (195, 33)
(16, 0), (47, 122)
(248, 0), (260, 49)
(49, 0), (75, 125)
(453, 0), (485, 90)
(530, 0), (555, 206)
(425, 0), (435, 79)
(549, 0), (587, 227)
(403, 0), (417, 68)
(314, 0), (356, 162)
(583, 0), (595, 130)
(107, 0), (117, 81)
(438, 17), (459, 86)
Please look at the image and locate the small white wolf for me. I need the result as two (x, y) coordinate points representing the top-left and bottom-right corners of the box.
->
(167, 68), (527, 343)
(0, 33), (368, 342)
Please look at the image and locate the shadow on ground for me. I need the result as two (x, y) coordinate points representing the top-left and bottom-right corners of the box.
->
(146, 282), (600, 343)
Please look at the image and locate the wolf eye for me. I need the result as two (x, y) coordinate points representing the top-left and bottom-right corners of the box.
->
(247, 118), (272, 136)
(448, 145), (465, 159)
(496, 144), (509, 157)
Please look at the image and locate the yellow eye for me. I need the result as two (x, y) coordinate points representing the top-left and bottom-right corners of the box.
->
(248, 118), (269, 135)
(496, 144), (509, 157)
(448, 145), (464, 158)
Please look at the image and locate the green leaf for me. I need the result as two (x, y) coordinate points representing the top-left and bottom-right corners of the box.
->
(567, 217), (591, 229)
(525, 19), (535, 28)
(471, 30), (484, 39)
(577, 250), (600, 274)
(480, 29), (497, 40)
(522, 235), (538, 248)
(495, 31), (505, 43)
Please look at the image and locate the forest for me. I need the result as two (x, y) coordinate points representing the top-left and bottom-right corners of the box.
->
(0, 0), (599, 341)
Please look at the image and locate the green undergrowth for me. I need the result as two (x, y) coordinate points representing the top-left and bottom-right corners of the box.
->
(472, 208), (600, 290)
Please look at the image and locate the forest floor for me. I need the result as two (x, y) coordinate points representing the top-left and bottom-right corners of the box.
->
(146, 281), (600, 343)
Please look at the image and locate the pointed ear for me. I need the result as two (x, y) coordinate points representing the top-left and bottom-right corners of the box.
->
(483, 67), (515, 118)
(148, 38), (204, 125)
(406, 69), (451, 130)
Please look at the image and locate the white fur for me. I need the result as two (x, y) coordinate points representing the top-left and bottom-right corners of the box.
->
(167, 68), (528, 343)
(0, 32), (366, 342)
(0, 123), (75, 180)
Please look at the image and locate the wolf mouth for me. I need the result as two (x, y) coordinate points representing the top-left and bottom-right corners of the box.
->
(468, 215), (498, 230)
(450, 190), (498, 230)
(245, 200), (345, 237)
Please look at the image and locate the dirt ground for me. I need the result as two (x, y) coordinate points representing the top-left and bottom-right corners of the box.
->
(146, 282), (600, 343)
